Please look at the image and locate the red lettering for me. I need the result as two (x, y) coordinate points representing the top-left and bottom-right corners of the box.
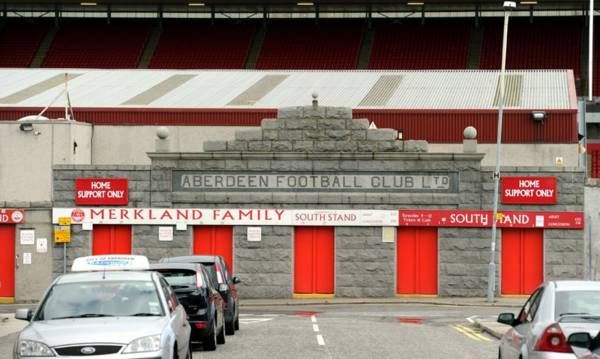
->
(275, 209), (285, 220)
(90, 208), (105, 219)
(134, 209), (143, 220)
(108, 209), (116, 220)
(148, 209), (157, 220)
(222, 210), (234, 220)
(239, 210), (253, 220)
(120, 209), (129, 220)
(160, 210), (173, 220)
(176, 209), (189, 220)
(213, 209), (220, 220)
(192, 210), (203, 220)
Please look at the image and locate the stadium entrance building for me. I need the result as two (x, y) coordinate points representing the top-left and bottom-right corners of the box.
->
(51, 102), (585, 298)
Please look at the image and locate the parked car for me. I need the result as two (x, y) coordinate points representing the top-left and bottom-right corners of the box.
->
(497, 280), (600, 359)
(13, 255), (191, 359)
(160, 255), (241, 335)
(150, 262), (226, 350)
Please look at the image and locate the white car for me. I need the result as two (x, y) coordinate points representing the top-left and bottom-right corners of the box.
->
(13, 255), (192, 359)
(498, 281), (600, 359)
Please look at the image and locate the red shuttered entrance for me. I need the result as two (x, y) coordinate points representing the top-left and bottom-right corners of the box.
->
(0, 225), (16, 301)
(397, 227), (438, 295)
(193, 226), (233, 271)
(92, 225), (132, 255)
(501, 228), (544, 295)
(294, 227), (334, 295)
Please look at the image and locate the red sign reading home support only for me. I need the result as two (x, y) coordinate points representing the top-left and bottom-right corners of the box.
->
(398, 210), (583, 229)
(75, 178), (128, 205)
(501, 177), (557, 204)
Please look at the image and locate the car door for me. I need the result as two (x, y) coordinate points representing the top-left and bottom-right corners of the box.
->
(503, 287), (544, 358)
(160, 277), (191, 358)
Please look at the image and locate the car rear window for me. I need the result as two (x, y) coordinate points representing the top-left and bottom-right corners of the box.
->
(158, 269), (196, 287)
(555, 290), (600, 318)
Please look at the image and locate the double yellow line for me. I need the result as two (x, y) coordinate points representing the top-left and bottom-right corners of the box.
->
(453, 324), (492, 342)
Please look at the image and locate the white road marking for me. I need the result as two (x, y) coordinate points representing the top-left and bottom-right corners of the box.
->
(316, 334), (325, 346)
(313, 324), (319, 332)
(239, 318), (275, 324)
(311, 315), (317, 322)
(466, 315), (477, 324)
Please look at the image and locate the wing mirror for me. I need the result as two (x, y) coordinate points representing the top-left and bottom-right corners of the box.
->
(232, 276), (241, 284)
(568, 332), (592, 349)
(497, 313), (515, 326)
(15, 309), (33, 321)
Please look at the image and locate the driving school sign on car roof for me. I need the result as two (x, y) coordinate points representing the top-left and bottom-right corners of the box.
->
(52, 208), (399, 227)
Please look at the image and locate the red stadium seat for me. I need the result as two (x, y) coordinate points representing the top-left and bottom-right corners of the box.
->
(256, 20), (364, 70)
(149, 21), (256, 69)
(368, 19), (471, 70)
(42, 19), (151, 69)
(0, 19), (51, 68)
(480, 17), (582, 78)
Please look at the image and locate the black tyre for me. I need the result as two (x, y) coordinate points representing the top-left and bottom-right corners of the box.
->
(234, 313), (240, 331)
(203, 320), (217, 351)
(225, 317), (235, 335)
(217, 321), (226, 344)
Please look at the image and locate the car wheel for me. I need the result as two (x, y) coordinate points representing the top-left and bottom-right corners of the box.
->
(234, 313), (240, 331)
(203, 319), (217, 351)
(217, 321), (226, 345)
(225, 317), (235, 335)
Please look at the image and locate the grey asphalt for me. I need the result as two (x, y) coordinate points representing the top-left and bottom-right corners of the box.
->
(0, 299), (524, 359)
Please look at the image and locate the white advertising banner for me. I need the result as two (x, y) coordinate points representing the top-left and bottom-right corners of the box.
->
(52, 208), (399, 227)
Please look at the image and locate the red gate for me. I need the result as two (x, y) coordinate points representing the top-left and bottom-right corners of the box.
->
(193, 226), (233, 271)
(397, 227), (438, 295)
(502, 228), (543, 295)
(92, 225), (132, 255)
(294, 227), (334, 295)
(0, 225), (16, 301)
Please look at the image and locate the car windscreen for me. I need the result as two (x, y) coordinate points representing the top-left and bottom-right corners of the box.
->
(555, 290), (600, 320)
(157, 269), (196, 287)
(35, 280), (164, 320)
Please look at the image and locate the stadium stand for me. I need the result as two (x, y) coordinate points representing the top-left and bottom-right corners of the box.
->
(149, 21), (256, 69)
(0, 19), (50, 67)
(42, 20), (151, 68)
(368, 19), (471, 69)
(480, 17), (583, 79)
(256, 20), (364, 69)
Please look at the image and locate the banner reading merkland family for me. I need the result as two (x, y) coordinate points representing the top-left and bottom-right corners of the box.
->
(52, 208), (400, 227)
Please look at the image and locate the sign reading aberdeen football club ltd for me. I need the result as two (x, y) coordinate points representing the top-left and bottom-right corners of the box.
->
(398, 210), (583, 229)
(0, 209), (24, 224)
(75, 178), (128, 205)
(501, 177), (557, 204)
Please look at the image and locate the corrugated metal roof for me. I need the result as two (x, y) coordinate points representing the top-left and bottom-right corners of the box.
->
(0, 69), (574, 110)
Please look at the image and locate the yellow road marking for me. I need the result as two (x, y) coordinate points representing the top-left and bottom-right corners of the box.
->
(453, 325), (481, 341)
(454, 324), (492, 342)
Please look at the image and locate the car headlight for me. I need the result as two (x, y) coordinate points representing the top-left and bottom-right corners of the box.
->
(18, 340), (55, 357)
(122, 335), (161, 354)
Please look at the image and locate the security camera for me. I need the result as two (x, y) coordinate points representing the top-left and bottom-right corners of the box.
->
(503, 1), (517, 9)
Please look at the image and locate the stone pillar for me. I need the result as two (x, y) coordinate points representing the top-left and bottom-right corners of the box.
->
(463, 126), (477, 153)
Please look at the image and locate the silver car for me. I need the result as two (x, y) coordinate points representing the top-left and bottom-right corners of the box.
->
(498, 281), (600, 359)
(13, 270), (191, 358)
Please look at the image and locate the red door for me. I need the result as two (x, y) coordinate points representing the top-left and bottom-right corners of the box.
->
(0, 225), (16, 300)
(194, 226), (233, 271)
(294, 227), (334, 294)
(92, 225), (132, 255)
(397, 227), (438, 295)
(502, 228), (543, 295)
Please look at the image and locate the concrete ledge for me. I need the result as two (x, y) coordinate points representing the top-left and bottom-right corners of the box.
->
(473, 316), (511, 339)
